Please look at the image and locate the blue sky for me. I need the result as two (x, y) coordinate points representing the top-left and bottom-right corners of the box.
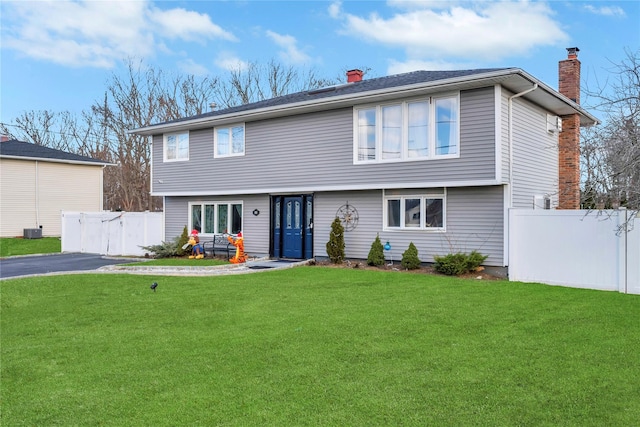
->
(1, 0), (638, 124)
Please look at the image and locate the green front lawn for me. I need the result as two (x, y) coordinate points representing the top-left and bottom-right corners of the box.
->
(0, 237), (61, 257)
(2, 267), (639, 426)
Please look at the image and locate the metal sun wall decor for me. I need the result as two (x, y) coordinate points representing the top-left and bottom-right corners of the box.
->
(336, 202), (359, 231)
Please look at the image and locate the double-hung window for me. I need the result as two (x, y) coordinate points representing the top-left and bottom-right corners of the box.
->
(164, 132), (189, 161)
(190, 201), (243, 235)
(214, 124), (245, 158)
(384, 194), (445, 230)
(354, 94), (459, 163)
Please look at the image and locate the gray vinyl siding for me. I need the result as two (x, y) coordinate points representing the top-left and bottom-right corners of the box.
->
(314, 186), (504, 266)
(511, 97), (559, 208)
(151, 88), (497, 195)
(164, 194), (270, 257)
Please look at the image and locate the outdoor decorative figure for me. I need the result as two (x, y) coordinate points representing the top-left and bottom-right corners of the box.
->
(227, 232), (247, 264)
(187, 229), (204, 259)
(384, 241), (393, 266)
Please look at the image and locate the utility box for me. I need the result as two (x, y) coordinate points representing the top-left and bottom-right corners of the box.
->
(23, 228), (42, 239)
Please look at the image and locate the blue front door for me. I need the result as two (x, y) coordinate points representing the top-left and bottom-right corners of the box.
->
(283, 197), (303, 259)
(272, 195), (313, 259)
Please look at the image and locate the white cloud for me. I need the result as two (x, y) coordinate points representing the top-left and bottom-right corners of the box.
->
(1, 0), (236, 68)
(178, 59), (210, 76)
(265, 30), (311, 64)
(214, 53), (250, 72)
(148, 7), (237, 42)
(583, 4), (626, 17)
(334, 1), (569, 62)
(387, 58), (469, 74)
(328, 1), (342, 19)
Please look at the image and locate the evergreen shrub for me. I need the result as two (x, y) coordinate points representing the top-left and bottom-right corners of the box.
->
(367, 234), (385, 266)
(401, 242), (421, 270)
(326, 217), (345, 264)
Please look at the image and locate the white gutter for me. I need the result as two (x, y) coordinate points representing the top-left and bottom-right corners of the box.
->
(0, 155), (114, 167)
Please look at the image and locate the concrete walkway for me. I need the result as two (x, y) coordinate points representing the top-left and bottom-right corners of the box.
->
(96, 257), (310, 276)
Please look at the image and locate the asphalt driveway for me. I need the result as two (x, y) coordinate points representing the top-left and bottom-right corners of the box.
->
(0, 253), (136, 279)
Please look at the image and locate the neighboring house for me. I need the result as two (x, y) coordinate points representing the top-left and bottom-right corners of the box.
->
(131, 48), (598, 269)
(0, 140), (112, 237)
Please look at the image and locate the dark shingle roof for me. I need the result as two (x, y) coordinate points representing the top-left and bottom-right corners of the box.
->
(158, 68), (510, 126)
(0, 140), (111, 165)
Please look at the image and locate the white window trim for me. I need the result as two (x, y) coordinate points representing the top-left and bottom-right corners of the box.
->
(189, 201), (244, 236)
(214, 123), (246, 158)
(382, 190), (446, 232)
(353, 93), (460, 164)
(163, 131), (189, 162)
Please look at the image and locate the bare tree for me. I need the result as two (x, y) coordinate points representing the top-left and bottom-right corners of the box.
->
(90, 59), (222, 211)
(582, 48), (640, 215)
(2, 59), (344, 212)
(213, 60), (338, 108)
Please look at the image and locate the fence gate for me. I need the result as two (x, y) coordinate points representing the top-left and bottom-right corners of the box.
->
(61, 211), (163, 257)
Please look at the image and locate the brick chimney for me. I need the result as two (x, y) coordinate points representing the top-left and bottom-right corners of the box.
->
(0, 135), (9, 142)
(557, 47), (581, 209)
(347, 69), (363, 83)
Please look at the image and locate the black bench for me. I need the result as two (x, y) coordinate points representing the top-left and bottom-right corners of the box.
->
(202, 235), (234, 259)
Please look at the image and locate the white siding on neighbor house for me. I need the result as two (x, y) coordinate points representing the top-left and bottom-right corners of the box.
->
(314, 186), (504, 266)
(0, 159), (103, 237)
(0, 159), (38, 237)
(38, 162), (103, 236)
(510, 96), (559, 209)
(151, 88), (498, 196)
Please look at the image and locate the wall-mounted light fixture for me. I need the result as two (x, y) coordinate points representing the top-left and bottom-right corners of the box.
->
(253, 209), (260, 216)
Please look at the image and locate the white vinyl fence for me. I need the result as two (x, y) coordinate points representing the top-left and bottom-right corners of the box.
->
(509, 209), (639, 294)
(61, 211), (163, 257)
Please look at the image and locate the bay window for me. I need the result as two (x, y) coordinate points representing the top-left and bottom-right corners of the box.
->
(354, 94), (458, 163)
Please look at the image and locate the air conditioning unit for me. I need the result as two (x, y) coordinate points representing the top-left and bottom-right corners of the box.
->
(533, 195), (551, 210)
(547, 114), (562, 134)
(23, 228), (42, 239)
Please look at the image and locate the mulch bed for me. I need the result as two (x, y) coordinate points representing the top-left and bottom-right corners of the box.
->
(310, 259), (504, 281)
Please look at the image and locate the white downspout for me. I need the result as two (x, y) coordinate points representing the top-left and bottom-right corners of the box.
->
(35, 160), (40, 227)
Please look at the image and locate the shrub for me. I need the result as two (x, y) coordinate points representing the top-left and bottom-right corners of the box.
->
(367, 234), (385, 266)
(175, 226), (190, 257)
(142, 226), (189, 258)
(326, 217), (345, 264)
(401, 242), (421, 270)
(466, 250), (488, 271)
(433, 251), (487, 276)
(141, 239), (179, 259)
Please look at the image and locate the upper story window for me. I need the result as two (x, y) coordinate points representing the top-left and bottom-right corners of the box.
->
(164, 132), (189, 162)
(354, 94), (459, 163)
(215, 124), (245, 158)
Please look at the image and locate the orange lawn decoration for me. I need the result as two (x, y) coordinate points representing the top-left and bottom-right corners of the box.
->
(227, 232), (247, 264)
